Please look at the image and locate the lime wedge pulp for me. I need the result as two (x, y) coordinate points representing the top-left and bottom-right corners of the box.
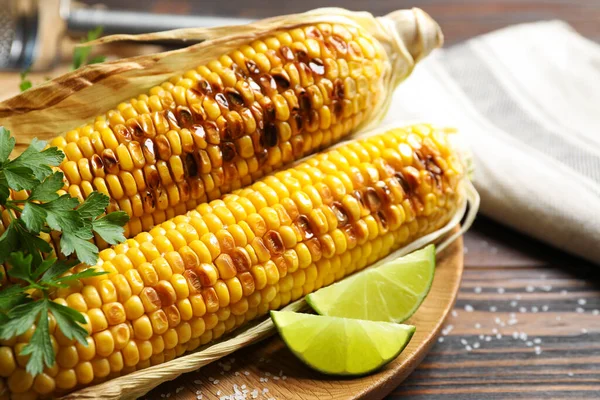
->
(306, 245), (436, 323)
(271, 311), (415, 376)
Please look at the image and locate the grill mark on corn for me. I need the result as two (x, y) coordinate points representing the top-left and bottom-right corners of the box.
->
(41, 23), (390, 242)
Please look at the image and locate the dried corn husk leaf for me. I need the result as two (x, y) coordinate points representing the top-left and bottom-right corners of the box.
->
(59, 121), (479, 400)
(0, 7), (442, 153)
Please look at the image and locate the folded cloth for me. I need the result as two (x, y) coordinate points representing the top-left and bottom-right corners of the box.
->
(382, 21), (600, 264)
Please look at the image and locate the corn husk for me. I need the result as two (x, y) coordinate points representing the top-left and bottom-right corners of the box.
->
(59, 121), (479, 400)
(0, 7), (442, 153)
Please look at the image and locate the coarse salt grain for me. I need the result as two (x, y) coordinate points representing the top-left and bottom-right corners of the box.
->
(460, 338), (468, 345)
(534, 338), (542, 344)
(451, 310), (458, 317)
(473, 342), (480, 349)
(465, 345), (473, 351)
(542, 305), (549, 312)
(568, 372), (574, 377)
(526, 285), (534, 292)
(535, 346), (542, 355)
(465, 305), (474, 312)
(576, 307), (585, 313)
(496, 333), (502, 339)
(490, 306), (497, 312)
(578, 299), (587, 305)
(474, 287), (482, 293)
(510, 300), (518, 307)
(438, 337), (444, 343)
(519, 307), (527, 313)
(497, 288), (505, 294)
(531, 306), (539, 313)
(475, 323), (481, 329)
(582, 328), (588, 334)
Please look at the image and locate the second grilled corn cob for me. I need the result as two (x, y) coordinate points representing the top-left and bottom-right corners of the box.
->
(0, 124), (463, 399)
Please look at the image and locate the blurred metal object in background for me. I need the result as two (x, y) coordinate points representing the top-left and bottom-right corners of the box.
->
(0, 0), (251, 71)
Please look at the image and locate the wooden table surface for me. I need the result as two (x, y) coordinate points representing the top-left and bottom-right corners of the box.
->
(4, 1), (599, 398)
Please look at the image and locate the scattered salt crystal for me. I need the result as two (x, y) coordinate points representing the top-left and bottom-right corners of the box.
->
(213, 380), (220, 385)
(526, 285), (534, 292)
(568, 372), (574, 377)
(438, 337), (444, 343)
(510, 300), (518, 307)
(496, 333), (502, 339)
(474, 287), (482, 294)
(492, 328), (498, 334)
(241, 384), (246, 390)
(542, 305), (549, 312)
(485, 336), (492, 342)
(216, 390), (222, 396)
(534, 346), (542, 355)
(576, 307), (585, 313)
(534, 338), (542, 344)
(582, 328), (588, 334)
(473, 342), (480, 349)
(494, 317), (502, 324)
(196, 390), (202, 395)
(234, 372), (240, 376)
(465, 345), (472, 351)
(194, 380), (202, 385)
(273, 376), (280, 380)
(460, 338), (468, 345)
(479, 334), (485, 340)
(519, 332), (528, 340)
(593, 310), (600, 316)
(531, 306), (539, 313)
(464, 305), (474, 312)
(512, 331), (519, 339)
(451, 310), (458, 317)
(475, 323), (481, 329)
(526, 341), (533, 347)
(263, 388), (269, 393)
(519, 307), (527, 313)
(542, 285), (553, 291)
(197, 395), (203, 400)
(243, 371), (250, 376)
(490, 306), (497, 312)
(208, 377), (214, 382)
(578, 299), (587, 306)
(251, 389), (259, 399)
(176, 387), (184, 394)
(497, 288), (505, 294)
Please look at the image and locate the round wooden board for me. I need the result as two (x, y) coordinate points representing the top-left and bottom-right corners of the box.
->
(144, 236), (464, 400)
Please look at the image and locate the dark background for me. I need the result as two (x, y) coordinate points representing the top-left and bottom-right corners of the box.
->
(80, 0), (600, 44)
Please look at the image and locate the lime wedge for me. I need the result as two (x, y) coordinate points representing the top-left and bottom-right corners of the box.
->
(306, 245), (435, 323)
(271, 311), (415, 375)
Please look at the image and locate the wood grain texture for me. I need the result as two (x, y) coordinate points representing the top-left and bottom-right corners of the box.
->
(140, 235), (463, 400)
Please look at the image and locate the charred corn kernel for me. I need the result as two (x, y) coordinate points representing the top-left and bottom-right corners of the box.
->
(12, 120), (455, 396)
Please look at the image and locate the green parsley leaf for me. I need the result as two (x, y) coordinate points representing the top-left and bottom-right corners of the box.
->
(0, 286), (28, 313)
(60, 231), (98, 266)
(52, 268), (106, 286)
(21, 202), (47, 233)
(3, 166), (39, 191)
(47, 301), (88, 345)
(32, 257), (59, 281)
(0, 127), (16, 165)
(19, 70), (33, 92)
(77, 191), (109, 219)
(73, 27), (104, 70)
(92, 211), (129, 245)
(10, 140), (64, 181)
(41, 195), (83, 233)
(29, 172), (64, 202)
(0, 220), (18, 264)
(39, 259), (77, 283)
(6, 252), (33, 283)
(20, 301), (53, 376)
(0, 301), (45, 340)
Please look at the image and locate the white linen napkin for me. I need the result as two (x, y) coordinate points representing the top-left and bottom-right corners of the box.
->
(382, 21), (600, 263)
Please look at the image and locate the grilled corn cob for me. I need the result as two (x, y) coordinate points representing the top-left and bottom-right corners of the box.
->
(43, 23), (398, 242)
(0, 124), (463, 398)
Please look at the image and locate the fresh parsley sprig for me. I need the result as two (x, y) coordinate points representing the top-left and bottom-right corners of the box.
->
(0, 127), (129, 376)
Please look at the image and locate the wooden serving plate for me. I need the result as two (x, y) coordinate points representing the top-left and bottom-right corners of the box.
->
(142, 235), (463, 400)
